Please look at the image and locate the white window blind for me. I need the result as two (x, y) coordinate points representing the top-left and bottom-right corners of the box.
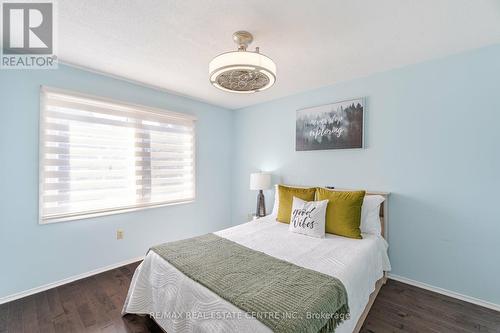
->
(39, 87), (196, 223)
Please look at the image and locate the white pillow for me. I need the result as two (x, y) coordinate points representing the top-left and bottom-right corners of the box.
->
(288, 197), (328, 238)
(360, 195), (385, 235)
(271, 184), (279, 216)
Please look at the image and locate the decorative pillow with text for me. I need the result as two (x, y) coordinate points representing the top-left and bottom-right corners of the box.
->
(288, 197), (328, 238)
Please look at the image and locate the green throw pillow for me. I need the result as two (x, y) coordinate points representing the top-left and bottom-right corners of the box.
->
(316, 188), (366, 239)
(277, 185), (316, 223)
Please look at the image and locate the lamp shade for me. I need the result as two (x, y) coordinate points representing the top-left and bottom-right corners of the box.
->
(249, 173), (271, 190)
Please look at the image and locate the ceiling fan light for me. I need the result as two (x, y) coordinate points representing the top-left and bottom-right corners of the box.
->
(209, 32), (276, 93)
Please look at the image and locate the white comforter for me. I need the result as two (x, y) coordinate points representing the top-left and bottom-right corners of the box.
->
(123, 216), (391, 333)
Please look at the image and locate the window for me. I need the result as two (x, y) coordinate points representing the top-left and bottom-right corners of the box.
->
(39, 87), (196, 223)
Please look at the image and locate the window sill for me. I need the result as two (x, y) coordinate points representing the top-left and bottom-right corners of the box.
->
(39, 199), (195, 225)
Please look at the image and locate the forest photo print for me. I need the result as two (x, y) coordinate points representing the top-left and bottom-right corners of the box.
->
(296, 98), (365, 151)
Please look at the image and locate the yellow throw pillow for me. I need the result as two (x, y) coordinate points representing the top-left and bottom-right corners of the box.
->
(276, 185), (316, 223)
(316, 188), (366, 239)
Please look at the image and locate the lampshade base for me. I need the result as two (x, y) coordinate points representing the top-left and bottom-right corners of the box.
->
(255, 190), (266, 217)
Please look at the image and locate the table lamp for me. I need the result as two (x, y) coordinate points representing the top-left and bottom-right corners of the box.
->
(250, 172), (271, 217)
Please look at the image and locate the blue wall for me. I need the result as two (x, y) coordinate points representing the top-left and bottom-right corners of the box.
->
(1, 45), (499, 306)
(0, 64), (233, 298)
(231, 45), (500, 305)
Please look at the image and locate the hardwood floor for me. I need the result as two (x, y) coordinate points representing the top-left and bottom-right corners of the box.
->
(361, 280), (500, 333)
(1, 262), (499, 333)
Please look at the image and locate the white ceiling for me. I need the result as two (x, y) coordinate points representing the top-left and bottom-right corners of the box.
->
(58, 0), (500, 110)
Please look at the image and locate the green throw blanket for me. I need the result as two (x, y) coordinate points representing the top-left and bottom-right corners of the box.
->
(151, 233), (349, 333)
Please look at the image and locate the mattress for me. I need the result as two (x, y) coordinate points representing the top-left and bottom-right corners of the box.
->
(123, 215), (391, 332)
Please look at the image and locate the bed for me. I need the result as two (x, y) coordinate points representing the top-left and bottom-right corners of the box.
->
(123, 191), (391, 333)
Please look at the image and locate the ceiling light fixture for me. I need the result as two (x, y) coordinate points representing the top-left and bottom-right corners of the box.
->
(209, 31), (276, 93)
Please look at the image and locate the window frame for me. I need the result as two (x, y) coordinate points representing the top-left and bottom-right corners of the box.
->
(38, 86), (197, 224)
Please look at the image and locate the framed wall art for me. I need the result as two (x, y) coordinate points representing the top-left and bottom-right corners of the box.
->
(296, 98), (365, 151)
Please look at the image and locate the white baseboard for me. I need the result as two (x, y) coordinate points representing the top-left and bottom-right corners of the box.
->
(0, 256), (144, 305)
(2, 260), (498, 313)
(388, 273), (500, 312)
